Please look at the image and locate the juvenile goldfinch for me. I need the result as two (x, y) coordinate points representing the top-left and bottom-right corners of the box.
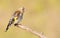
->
(5, 7), (25, 32)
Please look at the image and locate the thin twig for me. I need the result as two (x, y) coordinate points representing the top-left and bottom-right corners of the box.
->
(16, 24), (47, 38)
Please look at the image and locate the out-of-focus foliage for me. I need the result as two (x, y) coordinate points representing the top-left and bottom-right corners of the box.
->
(0, 0), (60, 38)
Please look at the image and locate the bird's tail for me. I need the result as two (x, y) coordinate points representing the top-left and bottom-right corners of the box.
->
(5, 18), (14, 32)
(5, 22), (12, 32)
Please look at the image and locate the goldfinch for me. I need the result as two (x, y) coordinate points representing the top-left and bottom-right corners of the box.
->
(5, 7), (25, 32)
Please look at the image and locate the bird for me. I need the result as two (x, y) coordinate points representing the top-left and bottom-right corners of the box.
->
(5, 7), (25, 32)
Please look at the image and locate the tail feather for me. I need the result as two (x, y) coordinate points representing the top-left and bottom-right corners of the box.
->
(5, 18), (14, 32)
(5, 23), (11, 32)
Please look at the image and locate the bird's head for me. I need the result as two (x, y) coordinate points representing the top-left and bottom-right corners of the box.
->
(18, 7), (25, 13)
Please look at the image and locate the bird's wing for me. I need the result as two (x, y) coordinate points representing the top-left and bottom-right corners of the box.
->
(5, 14), (15, 32)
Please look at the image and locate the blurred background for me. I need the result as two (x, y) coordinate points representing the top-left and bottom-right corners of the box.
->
(0, 0), (60, 38)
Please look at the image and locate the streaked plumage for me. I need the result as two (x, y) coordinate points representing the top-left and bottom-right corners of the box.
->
(5, 7), (25, 32)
